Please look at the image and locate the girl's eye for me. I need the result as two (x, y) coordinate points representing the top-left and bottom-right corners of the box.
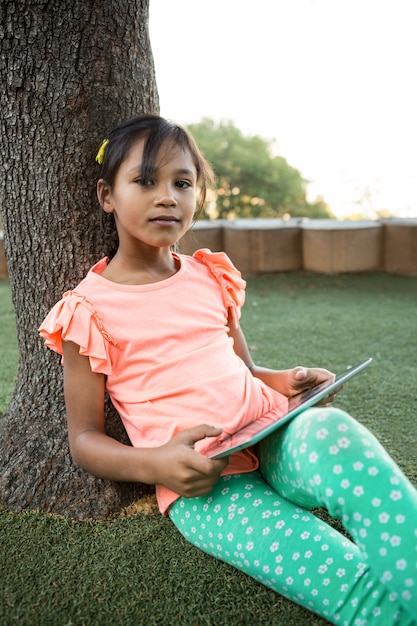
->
(176, 180), (192, 189)
(136, 177), (153, 186)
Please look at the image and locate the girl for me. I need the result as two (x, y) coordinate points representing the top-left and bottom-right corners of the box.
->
(40, 115), (417, 625)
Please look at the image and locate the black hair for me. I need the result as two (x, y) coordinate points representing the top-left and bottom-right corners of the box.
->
(97, 114), (213, 217)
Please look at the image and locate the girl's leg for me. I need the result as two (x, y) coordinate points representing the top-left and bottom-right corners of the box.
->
(257, 407), (417, 622)
(169, 472), (415, 625)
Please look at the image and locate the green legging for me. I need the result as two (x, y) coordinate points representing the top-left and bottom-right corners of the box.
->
(169, 408), (417, 624)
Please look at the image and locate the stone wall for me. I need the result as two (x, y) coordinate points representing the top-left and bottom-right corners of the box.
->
(180, 218), (417, 276)
(1, 219), (416, 280)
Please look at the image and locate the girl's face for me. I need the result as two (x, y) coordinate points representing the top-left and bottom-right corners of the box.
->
(98, 138), (198, 253)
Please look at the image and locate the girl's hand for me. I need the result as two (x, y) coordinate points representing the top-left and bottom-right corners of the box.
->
(287, 366), (334, 396)
(148, 425), (229, 498)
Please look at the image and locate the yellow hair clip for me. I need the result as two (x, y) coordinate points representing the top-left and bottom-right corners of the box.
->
(95, 138), (109, 165)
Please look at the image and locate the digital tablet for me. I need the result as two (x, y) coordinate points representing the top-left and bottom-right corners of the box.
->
(206, 357), (373, 459)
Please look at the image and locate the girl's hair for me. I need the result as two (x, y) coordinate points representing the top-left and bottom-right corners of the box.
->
(97, 114), (214, 218)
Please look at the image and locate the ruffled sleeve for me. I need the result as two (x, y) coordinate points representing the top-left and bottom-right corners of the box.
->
(38, 291), (117, 375)
(193, 248), (246, 328)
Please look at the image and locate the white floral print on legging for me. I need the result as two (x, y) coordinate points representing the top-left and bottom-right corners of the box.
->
(169, 408), (417, 625)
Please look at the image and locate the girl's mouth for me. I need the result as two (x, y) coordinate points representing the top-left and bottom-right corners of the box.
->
(149, 215), (180, 226)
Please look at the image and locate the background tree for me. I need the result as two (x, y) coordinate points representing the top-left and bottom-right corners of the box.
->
(0, 0), (158, 519)
(187, 118), (333, 220)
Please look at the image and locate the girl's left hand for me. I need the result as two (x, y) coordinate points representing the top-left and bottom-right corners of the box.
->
(287, 366), (335, 398)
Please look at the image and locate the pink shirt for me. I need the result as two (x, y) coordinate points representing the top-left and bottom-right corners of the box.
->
(39, 249), (286, 514)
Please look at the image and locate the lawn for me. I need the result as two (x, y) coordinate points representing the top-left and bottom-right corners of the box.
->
(0, 281), (18, 411)
(1, 272), (417, 625)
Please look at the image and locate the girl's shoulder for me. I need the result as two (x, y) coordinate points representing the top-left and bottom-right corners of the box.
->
(38, 258), (115, 374)
(188, 249), (246, 327)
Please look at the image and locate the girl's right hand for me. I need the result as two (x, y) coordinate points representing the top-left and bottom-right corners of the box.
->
(148, 424), (229, 498)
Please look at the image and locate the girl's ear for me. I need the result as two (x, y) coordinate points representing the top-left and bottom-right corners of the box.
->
(97, 179), (114, 213)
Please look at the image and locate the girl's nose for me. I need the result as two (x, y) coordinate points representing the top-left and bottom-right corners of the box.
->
(155, 183), (177, 206)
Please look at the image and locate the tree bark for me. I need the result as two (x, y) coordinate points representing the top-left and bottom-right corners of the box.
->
(0, 0), (159, 519)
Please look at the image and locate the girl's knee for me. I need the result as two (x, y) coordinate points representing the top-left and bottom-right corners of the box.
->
(259, 406), (371, 481)
(287, 407), (372, 452)
(294, 406), (358, 428)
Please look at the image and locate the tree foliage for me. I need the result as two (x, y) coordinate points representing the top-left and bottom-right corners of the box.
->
(187, 118), (332, 220)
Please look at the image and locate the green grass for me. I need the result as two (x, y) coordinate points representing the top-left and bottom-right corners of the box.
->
(0, 280), (18, 412)
(1, 273), (417, 625)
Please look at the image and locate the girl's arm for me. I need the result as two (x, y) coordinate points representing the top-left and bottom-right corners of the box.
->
(62, 340), (227, 497)
(227, 316), (334, 397)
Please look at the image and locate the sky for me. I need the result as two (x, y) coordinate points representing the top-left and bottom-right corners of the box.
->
(149, 0), (417, 219)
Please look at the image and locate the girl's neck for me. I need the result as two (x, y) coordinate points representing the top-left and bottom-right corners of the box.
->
(102, 248), (179, 285)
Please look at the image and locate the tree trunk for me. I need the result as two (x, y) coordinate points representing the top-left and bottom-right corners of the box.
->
(0, 0), (159, 519)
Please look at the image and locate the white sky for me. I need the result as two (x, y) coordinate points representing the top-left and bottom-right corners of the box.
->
(149, 0), (417, 218)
